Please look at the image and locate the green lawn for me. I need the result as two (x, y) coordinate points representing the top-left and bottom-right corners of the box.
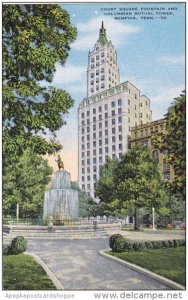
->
(121, 227), (185, 232)
(108, 247), (186, 286)
(3, 254), (56, 290)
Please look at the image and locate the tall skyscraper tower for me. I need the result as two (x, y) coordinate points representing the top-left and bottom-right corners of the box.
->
(87, 21), (120, 97)
(78, 22), (152, 198)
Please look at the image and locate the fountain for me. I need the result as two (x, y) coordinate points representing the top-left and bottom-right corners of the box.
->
(43, 155), (79, 220)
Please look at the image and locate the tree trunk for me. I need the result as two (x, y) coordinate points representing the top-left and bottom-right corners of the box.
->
(134, 207), (140, 230)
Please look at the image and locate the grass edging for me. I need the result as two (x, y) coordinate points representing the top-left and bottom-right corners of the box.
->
(99, 249), (185, 290)
(24, 252), (63, 290)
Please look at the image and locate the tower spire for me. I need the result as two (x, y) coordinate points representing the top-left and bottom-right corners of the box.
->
(98, 21), (108, 46)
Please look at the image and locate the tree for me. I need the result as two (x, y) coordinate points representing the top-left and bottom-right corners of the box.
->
(152, 91), (186, 197)
(71, 183), (97, 218)
(3, 4), (77, 164)
(95, 157), (118, 204)
(96, 147), (167, 230)
(3, 149), (52, 218)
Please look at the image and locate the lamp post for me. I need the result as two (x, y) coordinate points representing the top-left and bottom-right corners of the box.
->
(152, 207), (156, 230)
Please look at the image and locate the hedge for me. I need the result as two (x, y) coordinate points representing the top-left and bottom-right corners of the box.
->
(109, 234), (185, 253)
(3, 236), (27, 255)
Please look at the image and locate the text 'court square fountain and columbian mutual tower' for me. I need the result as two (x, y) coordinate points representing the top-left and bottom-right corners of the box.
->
(78, 22), (152, 198)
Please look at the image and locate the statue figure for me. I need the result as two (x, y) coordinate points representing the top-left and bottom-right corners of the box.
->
(56, 154), (64, 171)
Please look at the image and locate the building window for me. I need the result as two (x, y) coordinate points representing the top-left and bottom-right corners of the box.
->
(112, 136), (116, 143)
(112, 127), (115, 134)
(104, 104), (108, 110)
(81, 112), (84, 118)
(112, 145), (116, 152)
(96, 86), (99, 91)
(82, 176), (85, 182)
(91, 80), (94, 86)
(141, 130), (144, 137)
(105, 120), (108, 127)
(93, 108), (96, 114)
(145, 129), (148, 135)
(93, 157), (96, 164)
(118, 108), (122, 114)
(101, 75), (105, 81)
(105, 147), (109, 154)
(87, 143), (90, 149)
(87, 135), (90, 141)
(96, 70), (99, 75)
(99, 131), (102, 138)
(93, 141), (96, 147)
(146, 100), (148, 106)
(111, 101), (115, 107)
(105, 129), (108, 136)
(99, 148), (102, 154)
(128, 99), (130, 105)
(140, 103), (143, 107)
(119, 153), (122, 159)
(119, 135), (122, 141)
(87, 151), (90, 157)
(93, 125), (96, 131)
(99, 157), (102, 163)
(99, 122), (102, 129)
(87, 126), (90, 133)
(82, 144), (85, 150)
(101, 83), (105, 88)
(101, 52), (104, 57)
(90, 73), (94, 78)
(82, 160), (85, 166)
(93, 166), (97, 172)
(93, 149), (96, 155)
(112, 118), (115, 125)
(91, 88), (94, 93)
(98, 106), (102, 112)
(152, 150), (159, 165)
(105, 138), (108, 144)
(101, 68), (104, 73)
(105, 112), (108, 118)
(81, 128), (84, 134)
(81, 136), (84, 142)
(91, 64), (94, 69)
(118, 116), (122, 123)
(96, 78), (99, 83)
(119, 144), (122, 150)
(91, 57), (94, 62)
(96, 62), (99, 66)
(81, 120), (84, 126)
(99, 114), (102, 120)
(82, 152), (84, 158)
(82, 168), (85, 174)
(93, 116), (96, 122)
(87, 118), (89, 124)
(99, 140), (102, 146)
(140, 113), (143, 118)
(112, 110), (115, 116)
(112, 154), (116, 159)
(118, 99), (122, 106)
(119, 126), (122, 132)
(135, 113), (137, 118)
(135, 94), (137, 99)
(96, 55), (99, 60)
(87, 167), (90, 173)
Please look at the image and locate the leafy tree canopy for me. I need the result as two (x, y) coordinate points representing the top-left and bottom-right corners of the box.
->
(3, 149), (52, 218)
(96, 147), (167, 229)
(3, 4), (77, 162)
(152, 91), (186, 197)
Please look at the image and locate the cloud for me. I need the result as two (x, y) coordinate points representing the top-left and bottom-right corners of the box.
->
(151, 85), (185, 120)
(72, 16), (140, 51)
(53, 63), (86, 85)
(159, 55), (185, 65)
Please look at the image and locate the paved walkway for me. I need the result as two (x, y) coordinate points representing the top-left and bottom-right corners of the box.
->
(27, 236), (175, 290)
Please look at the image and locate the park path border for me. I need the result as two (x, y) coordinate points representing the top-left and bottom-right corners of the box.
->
(24, 252), (64, 290)
(99, 249), (185, 290)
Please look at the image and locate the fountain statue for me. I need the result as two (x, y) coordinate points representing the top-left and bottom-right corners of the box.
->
(43, 155), (79, 220)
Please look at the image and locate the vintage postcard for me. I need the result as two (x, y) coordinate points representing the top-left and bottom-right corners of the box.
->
(2, 0), (186, 299)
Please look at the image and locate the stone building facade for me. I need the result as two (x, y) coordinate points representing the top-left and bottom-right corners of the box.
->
(130, 118), (174, 181)
(78, 22), (152, 198)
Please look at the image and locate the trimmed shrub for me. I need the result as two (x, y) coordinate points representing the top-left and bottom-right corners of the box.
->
(3, 245), (11, 255)
(109, 234), (125, 252)
(168, 240), (174, 248)
(9, 236), (27, 255)
(161, 240), (169, 248)
(145, 241), (153, 250)
(179, 240), (185, 247)
(173, 239), (180, 248)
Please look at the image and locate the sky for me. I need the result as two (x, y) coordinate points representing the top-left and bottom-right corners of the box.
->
(46, 2), (185, 181)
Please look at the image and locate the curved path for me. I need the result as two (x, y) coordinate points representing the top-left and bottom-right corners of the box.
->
(27, 237), (172, 290)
